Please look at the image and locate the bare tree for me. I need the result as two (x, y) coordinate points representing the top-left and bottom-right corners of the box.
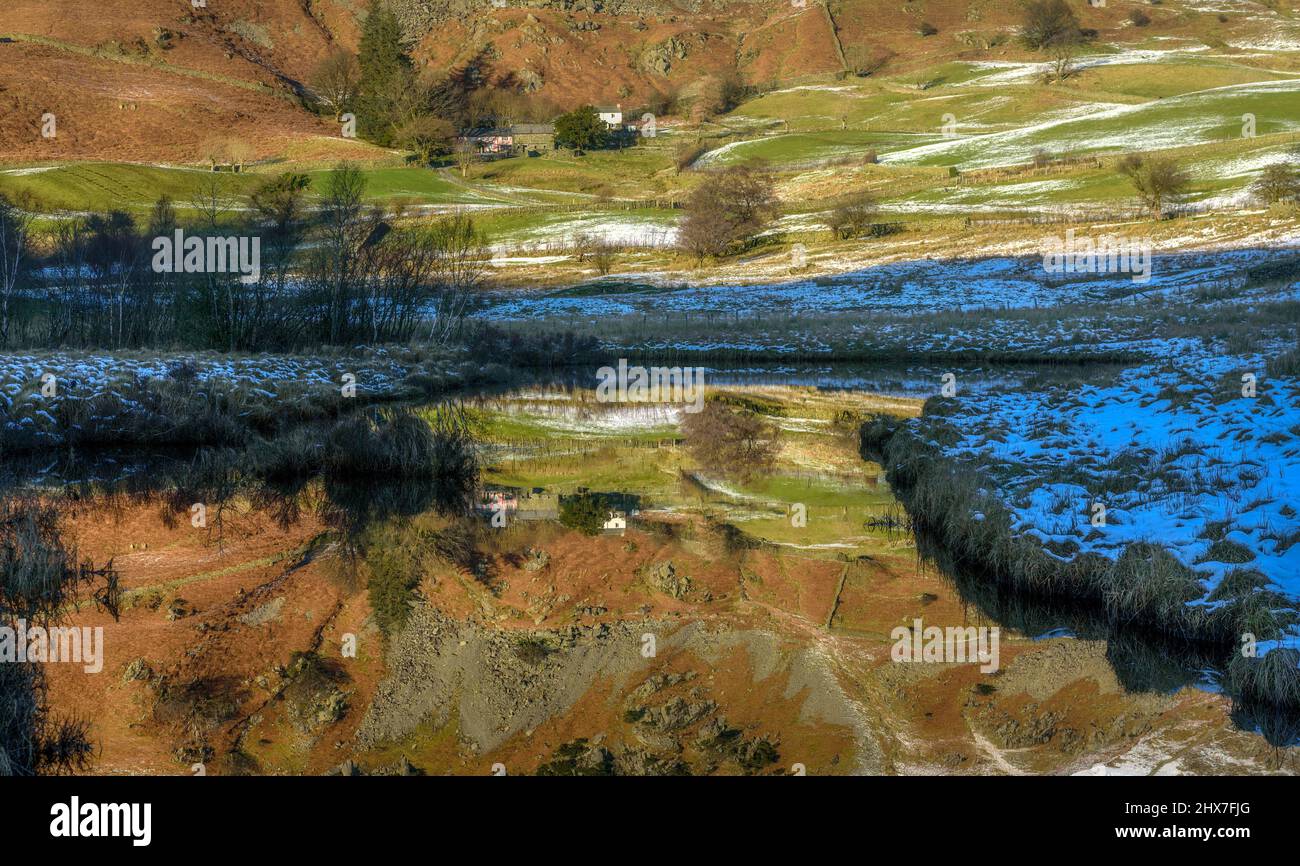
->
(1118, 154), (1191, 219)
(226, 137), (254, 173)
(827, 193), (878, 240)
(1251, 163), (1300, 206)
(312, 162), (377, 344)
(199, 136), (253, 172)
(187, 172), (238, 229)
(396, 115), (456, 165)
(83, 211), (143, 348)
(678, 164), (778, 261)
(246, 173), (311, 347)
(589, 235), (616, 275)
(1019, 0), (1084, 82)
(0, 496), (119, 776)
(681, 402), (782, 482)
(455, 138), (477, 178)
(311, 50), (360, 121)
(426, 212), (489, 344)
(1019, 0), (1081, 50)
(692, 76), (728, 124)
(845, 45), (892, 77)
(45, 216), (88, 345)
(1046, 37), (1081, 82)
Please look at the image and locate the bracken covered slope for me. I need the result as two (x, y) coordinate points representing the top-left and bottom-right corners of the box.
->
(2, 0), (1294, 162)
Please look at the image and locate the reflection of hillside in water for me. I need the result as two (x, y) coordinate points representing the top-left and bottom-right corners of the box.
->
(477, 394), (684, 430)
(916, 529), (1300, 749)
(6, 364), (1293, 756)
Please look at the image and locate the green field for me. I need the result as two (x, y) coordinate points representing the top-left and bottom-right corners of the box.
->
(0, 162), (503, 214)
(303, 166), (498, 205)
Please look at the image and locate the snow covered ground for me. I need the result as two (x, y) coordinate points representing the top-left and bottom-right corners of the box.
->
(478, 246), (1294, 327)
(881, 78), (1300, 170)
(477, 242), (1300, 665)
(0, 350), (415, 401)
(0, 349), (461, 449)
(915, 342), (1300, 657)
(492, 215), (678, 253)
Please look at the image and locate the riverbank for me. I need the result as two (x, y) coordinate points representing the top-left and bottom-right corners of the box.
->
(860, 367), (1300, 712)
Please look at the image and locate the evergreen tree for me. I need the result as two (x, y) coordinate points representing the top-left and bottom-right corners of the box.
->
(356, 0), (412, 145)
(554, 106), (609, 155)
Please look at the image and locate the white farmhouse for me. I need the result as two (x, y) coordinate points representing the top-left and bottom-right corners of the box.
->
(596, 105), (624, 128)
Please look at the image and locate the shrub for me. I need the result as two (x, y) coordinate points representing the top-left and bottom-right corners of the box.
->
(589, 236), (617, 275)
(677, 165), (778, 260)
(1019, 0), (1081, 50)
(827, 193), (879, 240)
(1117, 153), (1190, 219)
(681, 401), (781, 482)
(845, 45), (892, 77)
(1251, 163), (1300, 206)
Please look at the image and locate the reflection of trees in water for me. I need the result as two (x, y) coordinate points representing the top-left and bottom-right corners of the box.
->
(915, 529), (1300, 750)
(0, 495), (120, 776)
(2, 404), (481, 543)
(319, 477), (446, 540)
(0, 407), (483, 773)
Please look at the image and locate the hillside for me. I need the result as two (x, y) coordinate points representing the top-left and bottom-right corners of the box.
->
(2, 0), (1299, 162)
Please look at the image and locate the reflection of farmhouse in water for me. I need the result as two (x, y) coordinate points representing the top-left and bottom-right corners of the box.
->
(482, 487), (559, 520)
(479, 486), (640, 532)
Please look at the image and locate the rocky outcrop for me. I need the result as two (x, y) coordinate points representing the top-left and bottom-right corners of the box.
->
(643, 560), (691, 599)
(355, 607), (880, 774)
(638, 35), (691, 76)
(356, 607), (682, 753)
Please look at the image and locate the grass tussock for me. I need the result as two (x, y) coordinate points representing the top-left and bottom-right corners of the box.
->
(1267, 337), (1300, 379)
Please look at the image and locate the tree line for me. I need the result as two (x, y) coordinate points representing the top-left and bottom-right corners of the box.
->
(0, 164), (489, 351)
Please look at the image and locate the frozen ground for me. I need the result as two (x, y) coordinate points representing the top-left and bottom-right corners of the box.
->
(926, 344), (1300, 657)
(0, 349), (468, 449)
(0, 350), (415, 399)
(881, 78), (1300, 170)
(491, 215), (678, 253)
(478, 242), (1300, 663)
(478, 246), (1295, 329)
